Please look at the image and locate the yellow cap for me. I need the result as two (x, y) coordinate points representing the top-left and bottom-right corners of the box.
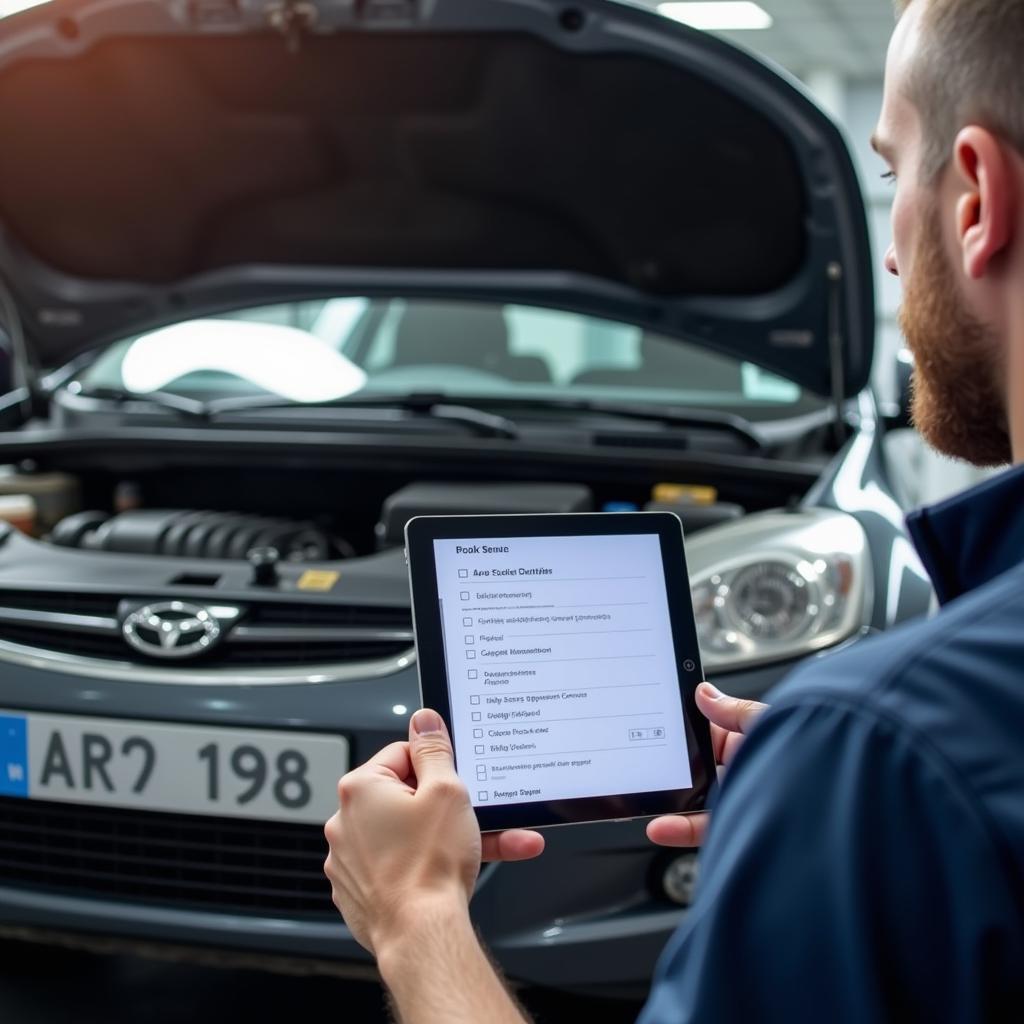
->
(651, 483), (718, 506)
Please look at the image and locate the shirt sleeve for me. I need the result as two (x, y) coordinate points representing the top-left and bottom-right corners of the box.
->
(638, 693), (1022, 1024)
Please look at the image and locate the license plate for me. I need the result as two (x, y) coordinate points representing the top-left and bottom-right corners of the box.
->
(0, 711), (349, 825)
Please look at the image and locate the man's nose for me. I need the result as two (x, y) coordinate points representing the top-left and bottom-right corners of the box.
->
(884, 244), (899, 277)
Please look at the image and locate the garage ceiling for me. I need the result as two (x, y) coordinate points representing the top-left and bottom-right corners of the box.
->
(633, 0), (898, 80)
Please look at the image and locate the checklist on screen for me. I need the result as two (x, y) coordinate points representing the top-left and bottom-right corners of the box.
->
(431, 534), (693, 807)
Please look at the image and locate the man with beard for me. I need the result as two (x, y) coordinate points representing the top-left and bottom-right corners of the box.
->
(323, 0), (1024, 1019)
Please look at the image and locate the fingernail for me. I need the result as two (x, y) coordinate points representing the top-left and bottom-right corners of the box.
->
(699, 682), (721, 701)
(411, 708), (444, 735)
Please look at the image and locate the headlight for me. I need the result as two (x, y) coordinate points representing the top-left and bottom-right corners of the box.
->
(687, 509), (871, 672)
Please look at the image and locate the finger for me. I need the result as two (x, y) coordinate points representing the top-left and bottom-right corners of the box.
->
(481, 830), (546, 862)
(408, 708), (457, 786)
(709, 722), (731, 765)
(646, 813), (708, 848)
(722, 730), (747, 765)
(363, 740), (413, 783)
(696, 683), (767, 736)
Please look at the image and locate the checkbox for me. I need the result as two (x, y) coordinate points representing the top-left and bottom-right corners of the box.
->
(458, 569), (469, 579)
(467, 669), (478, 680)
(462, 617), (473, 627)
(464, 635), (474, 645)
(476, 767), (487, 780)
(473, 729), (483, 738)
(471, 712), (482, 722)
(465, 650), (476, 660)
(470, 695), (480, 705)
(460, 591), (470, 601)
(475, 745), (485, 754)
(477, 791), (489, 801)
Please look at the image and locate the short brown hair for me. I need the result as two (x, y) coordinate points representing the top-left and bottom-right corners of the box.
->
(896, 0), (1024, 180)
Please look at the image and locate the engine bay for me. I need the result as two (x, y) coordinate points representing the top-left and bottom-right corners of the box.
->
(0, 434), (887, 680)
(28, 475), (754, 564)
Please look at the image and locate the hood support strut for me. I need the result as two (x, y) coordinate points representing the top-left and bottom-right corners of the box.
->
(0, 273), (34, 425)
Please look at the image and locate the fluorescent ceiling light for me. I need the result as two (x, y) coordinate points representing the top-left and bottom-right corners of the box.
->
(0, 0), (51, 17)
(658, 2), (773, 30)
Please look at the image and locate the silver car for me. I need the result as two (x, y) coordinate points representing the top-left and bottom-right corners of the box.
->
(0, 0), (930, 997)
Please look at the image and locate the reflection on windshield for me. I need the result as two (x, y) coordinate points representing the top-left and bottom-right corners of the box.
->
(80, 298), (817, 421)
(121, 320), (367, 403)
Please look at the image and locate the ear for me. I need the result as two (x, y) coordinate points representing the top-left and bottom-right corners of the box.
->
(953, 126), (1015, 279)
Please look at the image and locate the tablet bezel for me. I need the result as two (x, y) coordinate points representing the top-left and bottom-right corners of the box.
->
(405, 512), (715, 832)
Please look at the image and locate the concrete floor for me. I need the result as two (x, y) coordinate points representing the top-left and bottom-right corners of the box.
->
(0, 940), (644, 1023)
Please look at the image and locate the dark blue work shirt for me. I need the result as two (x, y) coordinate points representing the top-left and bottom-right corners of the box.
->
(639, 466), (1024, 1023)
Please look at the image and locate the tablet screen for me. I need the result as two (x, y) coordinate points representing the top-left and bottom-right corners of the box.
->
(431, 532), (692, 808)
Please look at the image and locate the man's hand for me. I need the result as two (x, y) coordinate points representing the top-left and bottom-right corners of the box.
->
(646, 682), (767, 848)
(323, 709), (544, 957)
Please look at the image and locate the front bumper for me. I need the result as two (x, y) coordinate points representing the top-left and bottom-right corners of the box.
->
(0, 657), (790, 993)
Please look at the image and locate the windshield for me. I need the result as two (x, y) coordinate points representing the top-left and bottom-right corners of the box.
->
(79, 298), (823, 421)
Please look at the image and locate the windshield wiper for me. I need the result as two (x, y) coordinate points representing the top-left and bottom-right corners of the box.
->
(68, 385), (753, 447)
(205, 392), (520, 440)
(69, 385), (212, 421)
(64, 386), (517, 438)
(477, 397), (763, 451)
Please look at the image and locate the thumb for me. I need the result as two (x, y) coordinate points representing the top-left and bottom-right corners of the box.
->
(409, 708), (457, 785)
(695, 682), (767, 735)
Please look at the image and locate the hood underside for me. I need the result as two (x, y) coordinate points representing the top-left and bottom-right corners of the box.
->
(0, 0), (874, 398)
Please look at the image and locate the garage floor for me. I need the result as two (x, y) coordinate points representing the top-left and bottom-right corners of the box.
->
(0, 941), (643, 1023)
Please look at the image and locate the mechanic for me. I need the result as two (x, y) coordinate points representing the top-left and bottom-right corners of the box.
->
(324, 0), (1024, 1019)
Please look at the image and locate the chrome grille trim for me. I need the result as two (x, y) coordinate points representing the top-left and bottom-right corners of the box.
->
(0, 607), (120, 634)
(0, 606), (414, 647)
(230, 625), (415, 644)
(0, 636), (416, 686)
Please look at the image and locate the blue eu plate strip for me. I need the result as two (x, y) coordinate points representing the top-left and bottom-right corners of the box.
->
(0, 714), (28, 798)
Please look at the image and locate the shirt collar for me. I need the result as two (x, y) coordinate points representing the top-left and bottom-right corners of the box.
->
(906, 462), (1024, 606)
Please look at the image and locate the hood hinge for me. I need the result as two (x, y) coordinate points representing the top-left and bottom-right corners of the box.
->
(826, 261), (847, 446)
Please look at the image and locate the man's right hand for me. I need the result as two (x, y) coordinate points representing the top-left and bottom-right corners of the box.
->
(646, 682), (767, 848)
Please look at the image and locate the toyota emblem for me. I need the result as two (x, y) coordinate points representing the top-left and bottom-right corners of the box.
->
(122, 601), (222, 660)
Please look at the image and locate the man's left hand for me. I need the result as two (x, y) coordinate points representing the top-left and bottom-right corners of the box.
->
(324, 708), (545, 957)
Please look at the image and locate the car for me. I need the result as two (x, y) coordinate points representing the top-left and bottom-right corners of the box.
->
(0, 0), (933, 998)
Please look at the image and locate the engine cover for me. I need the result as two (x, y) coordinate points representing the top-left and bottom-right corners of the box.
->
(51, 509), (334, 561)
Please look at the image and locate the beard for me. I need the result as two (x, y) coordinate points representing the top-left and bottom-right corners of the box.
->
(897, 212), (1011, 468)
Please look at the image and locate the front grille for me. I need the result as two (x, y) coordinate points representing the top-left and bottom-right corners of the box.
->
(0, 623), (128, 660)
(0, 590), (120, 615)
(0, 622), (411, 666)
(215, 640), (411, 666)
(0, 797), (334, 917)
(246, 603), (412, 629)
(0, 589), (412, 669)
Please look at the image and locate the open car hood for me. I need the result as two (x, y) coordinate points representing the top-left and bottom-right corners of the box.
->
(0, 0), (874, 399)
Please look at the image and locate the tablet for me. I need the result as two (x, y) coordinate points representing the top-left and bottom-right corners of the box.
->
(405, 512), (715, 832)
